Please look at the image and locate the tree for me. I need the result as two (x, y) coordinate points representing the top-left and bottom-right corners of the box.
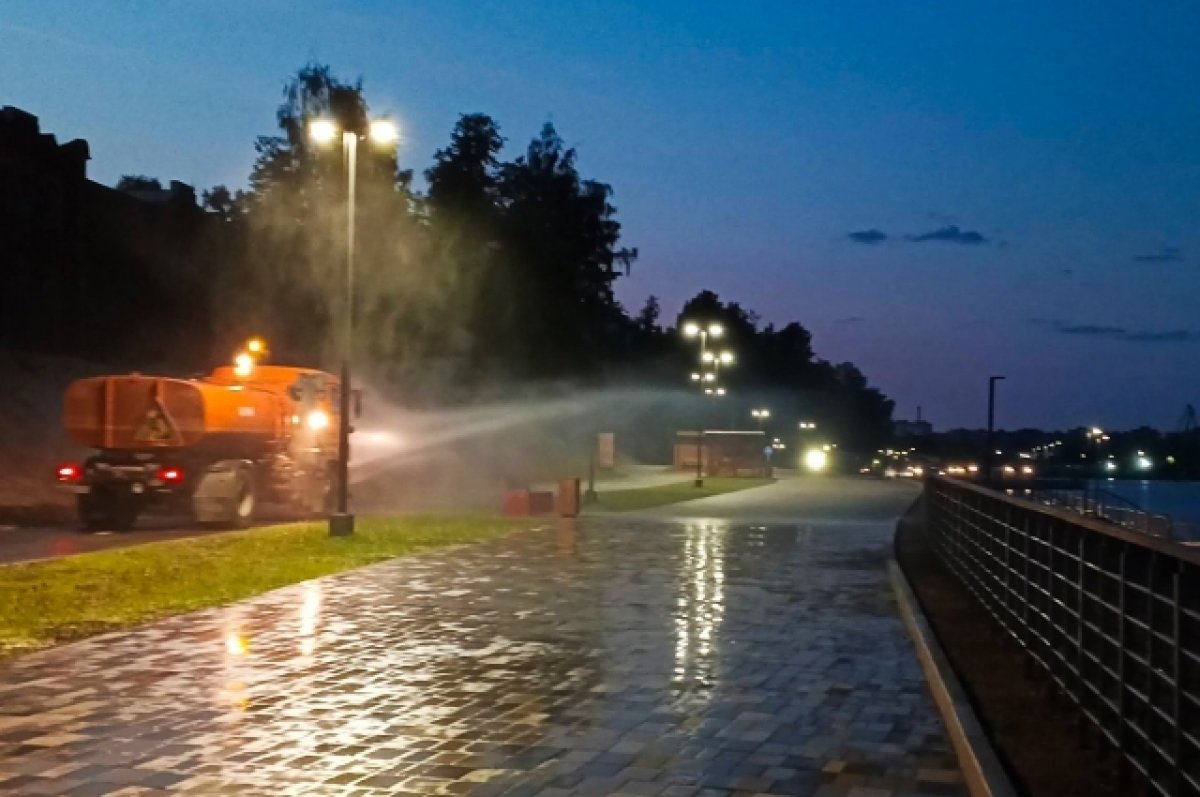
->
(200, 185), (246, 222)
(496, 122), (624, 379)
(636, 296), (661, 334)
(228, 63), (418, 371)
(116, 175), (162, 192)
(426, 113), (503, 220)
(671, 289), (894, 452)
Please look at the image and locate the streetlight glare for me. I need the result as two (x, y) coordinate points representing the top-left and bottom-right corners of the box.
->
(683, 322), (700, 337)
(719, 351), (734, 364)
(309, 119), (338, 144)
(369, 119), (399, 144)
(709, 323), (724, 337)
(701, 351), (715, 362)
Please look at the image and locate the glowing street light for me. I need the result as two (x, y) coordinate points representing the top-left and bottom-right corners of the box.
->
(309, 116), (401, 537)
(681, 321), (728, 488)
(308, 118), (338, 144)
(369, 119), (400, 144)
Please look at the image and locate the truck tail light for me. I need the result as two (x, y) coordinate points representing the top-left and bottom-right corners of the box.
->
(155, 466), (185, 485)
(56, 463), (83, 483)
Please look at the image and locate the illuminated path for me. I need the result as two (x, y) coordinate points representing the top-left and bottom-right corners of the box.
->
(0, 478), (964, 796)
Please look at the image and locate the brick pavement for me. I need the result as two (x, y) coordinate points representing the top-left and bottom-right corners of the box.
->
(0, 517), (964, 796)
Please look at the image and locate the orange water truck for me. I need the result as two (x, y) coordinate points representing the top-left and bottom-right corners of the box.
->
(55, 338), (357, 530)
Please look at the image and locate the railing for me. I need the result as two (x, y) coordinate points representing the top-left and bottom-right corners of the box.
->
(1026, 484), (1175, 538)
(925, 476), (1200, 796)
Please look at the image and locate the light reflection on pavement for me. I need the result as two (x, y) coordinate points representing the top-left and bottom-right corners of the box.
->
(0, 484), (963, 796)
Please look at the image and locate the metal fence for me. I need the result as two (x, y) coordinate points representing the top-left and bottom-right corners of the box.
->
(1026, 484), (1175, 539)
(925, 476), (1200, 796)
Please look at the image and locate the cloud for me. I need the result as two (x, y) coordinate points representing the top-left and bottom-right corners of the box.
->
(1132, 246), (1183, 263)
(834, 316), (865, 325)
(1035, 318), (1198, 343)
(907, 225), (988, 245)
(847, 229), (887, 245)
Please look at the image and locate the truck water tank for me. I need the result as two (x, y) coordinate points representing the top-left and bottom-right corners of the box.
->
(64, 375), (283, 450)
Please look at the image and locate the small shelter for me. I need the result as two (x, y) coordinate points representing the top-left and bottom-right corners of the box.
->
(674, 430), (768, 477)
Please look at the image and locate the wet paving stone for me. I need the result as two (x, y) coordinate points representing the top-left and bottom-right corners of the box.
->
(0, 518), (964, 795)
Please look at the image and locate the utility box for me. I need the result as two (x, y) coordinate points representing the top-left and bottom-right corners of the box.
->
(557, 478), (581, 517)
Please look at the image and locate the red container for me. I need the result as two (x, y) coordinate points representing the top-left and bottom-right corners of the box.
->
(557, 478), (581, 518)
(503, 490), (531, 516)
(529, 491), (555, 515)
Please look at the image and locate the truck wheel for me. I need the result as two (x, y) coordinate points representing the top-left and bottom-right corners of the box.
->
(231, 469), (257, 529)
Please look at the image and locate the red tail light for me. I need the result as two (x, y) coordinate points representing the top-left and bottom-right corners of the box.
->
(155, 466), (185, 485)
(56, 463), (82, 483)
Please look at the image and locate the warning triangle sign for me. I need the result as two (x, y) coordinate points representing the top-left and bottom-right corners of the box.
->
(134, 405), (176, 443)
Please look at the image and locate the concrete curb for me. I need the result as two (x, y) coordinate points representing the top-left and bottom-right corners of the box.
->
(889, 558), (1019, 797)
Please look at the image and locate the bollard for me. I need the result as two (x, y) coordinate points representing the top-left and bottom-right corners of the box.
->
(558, 478), (581, 518)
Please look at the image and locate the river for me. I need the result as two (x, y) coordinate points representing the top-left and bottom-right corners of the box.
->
(1088, 479), (1200, 540)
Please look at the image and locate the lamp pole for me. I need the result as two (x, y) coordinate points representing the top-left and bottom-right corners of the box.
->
(683, 322), (724, 488)
(985, 375), (1006, 486)
(330, 131), (357, 536)
(310, 118), (399, 537)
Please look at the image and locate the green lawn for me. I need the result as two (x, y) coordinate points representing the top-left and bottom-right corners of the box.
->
(588, 478), (774, 512)
(0, 515), (526, 658)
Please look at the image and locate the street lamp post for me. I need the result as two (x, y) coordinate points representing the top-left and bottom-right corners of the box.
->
(1085, 427), (1110, 504)
(985, 375), (1006, 486)
(683, 322), (724, 487)
(310, 117), (399, 537)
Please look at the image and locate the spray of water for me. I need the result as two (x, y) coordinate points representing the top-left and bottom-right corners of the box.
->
(347, 387), (700, 512)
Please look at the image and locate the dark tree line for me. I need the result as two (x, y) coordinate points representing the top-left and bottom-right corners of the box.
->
(178, 63), (894, 450)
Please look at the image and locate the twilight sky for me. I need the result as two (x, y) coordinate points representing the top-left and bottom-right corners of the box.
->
(3, 1), (1198, 430)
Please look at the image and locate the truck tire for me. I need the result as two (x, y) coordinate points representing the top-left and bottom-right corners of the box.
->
(78, 487), (139, 531)
(193, 460), (256, 529)
(230, 468), (256, 529)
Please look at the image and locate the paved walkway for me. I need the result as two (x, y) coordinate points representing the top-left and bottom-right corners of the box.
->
(0, 479), (962, 796)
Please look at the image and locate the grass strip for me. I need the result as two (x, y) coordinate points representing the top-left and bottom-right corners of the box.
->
(588, 477), (774, 512)
(0, 514), (525, 657)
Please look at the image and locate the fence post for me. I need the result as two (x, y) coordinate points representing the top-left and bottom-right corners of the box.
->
(1173, 567), (1182, 795)
(1116, 542), (1127, 753)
